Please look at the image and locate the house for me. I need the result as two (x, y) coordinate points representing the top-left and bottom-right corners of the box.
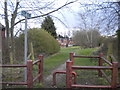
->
(57, 37), (75, 47)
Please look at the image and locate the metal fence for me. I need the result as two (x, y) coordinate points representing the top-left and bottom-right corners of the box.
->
(0, 55), (43, 88)
(66, 52), (119, 90)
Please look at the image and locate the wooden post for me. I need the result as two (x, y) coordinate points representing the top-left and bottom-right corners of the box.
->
(38, 55), (41, 83)
(66, 61), (72, 88)
(30, 42), (34, 61)
(98, 53), (103, 77)
(27, 60), (33, 88)
(70, 52), (75, 65)
(41, 55), (44, 82)
(38, 55), (44, 82)
(111, 62), (118, 90)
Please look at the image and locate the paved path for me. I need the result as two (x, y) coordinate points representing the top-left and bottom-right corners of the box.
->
(43, 62), (66, 88)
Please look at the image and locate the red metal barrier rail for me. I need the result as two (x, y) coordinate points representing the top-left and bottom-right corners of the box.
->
(72, 66), (113, 70)
(53, 52), (114, 87)
(0, 64), (27, 86)
(73, 55), (100, 58)
(0, 54), (44, 88)
(66, 61), (119, 89)
(66, 52), (119, 89)
(0, 65), (27, 67)
(71, 85), (112, 88)
(70, 52), (113, 77)
(1, 82), (27, 85)
(100, 57), (112, 66)
(70, 53), (112, 64)
(32, 55), (44, 84)
(69, 52), (101, 64)
(100, 70), (111, 84)
(52, 70), (77, 86)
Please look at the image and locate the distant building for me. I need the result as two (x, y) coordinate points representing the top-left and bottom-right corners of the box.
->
(57, 37), (75, 47)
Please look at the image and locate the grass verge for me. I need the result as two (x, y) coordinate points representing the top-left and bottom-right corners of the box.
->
(44, 46), (81, 75)
(43, 47), (97, 76)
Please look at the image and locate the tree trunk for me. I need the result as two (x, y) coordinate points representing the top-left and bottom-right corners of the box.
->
(117, 30), (120, 84)
(4, 1), (10, 63)
(0, 29), (2, 89)
(117, 1), (120, 84)
(117, 30), (120, 61)
(10, 1), (19, 63)
(4, 1), (19, 64)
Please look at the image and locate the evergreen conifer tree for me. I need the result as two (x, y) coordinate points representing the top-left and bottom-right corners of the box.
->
(41, 16), (57, 38)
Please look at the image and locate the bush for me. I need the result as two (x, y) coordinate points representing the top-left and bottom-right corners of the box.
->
(18, 28), (60, 58)
(93, 36), (118, 59)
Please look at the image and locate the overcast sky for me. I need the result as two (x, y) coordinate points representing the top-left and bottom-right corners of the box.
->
(0, 0), (119, 36)
(53, 0), (119, 36)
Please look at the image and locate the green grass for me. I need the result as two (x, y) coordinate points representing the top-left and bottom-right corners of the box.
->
(69, 48), (110, 86)
(74, 48), (98, 66)
(43, 47), (97, 75)
(44, 46), (81, 75)
(4, 46), (110, 88)
(34, 47), (110, 87)
(33, 46), (107, 88)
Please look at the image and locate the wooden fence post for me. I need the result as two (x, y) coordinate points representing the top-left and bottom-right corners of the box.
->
(38, 55), (44, 82)
(111, 62), (118, 90)
(98, 53), (103, 77)
(27, 60), (33, 88)
(66, 61), (72, 88)
(70, 52), (75, 65)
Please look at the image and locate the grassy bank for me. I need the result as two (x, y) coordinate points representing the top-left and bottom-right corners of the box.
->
(41, 47), (99, 88)
(42, 47), (109, 87)
(44, 46), (80, 75)
(74, 48), (97, 66)
(44, 47), (97, 75)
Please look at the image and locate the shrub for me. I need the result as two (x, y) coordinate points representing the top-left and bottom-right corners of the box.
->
(93, 36), (118, 59)
(18, 28), (60, 58)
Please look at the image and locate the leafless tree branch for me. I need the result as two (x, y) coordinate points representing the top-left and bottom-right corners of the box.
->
(13, 0), (78, 28)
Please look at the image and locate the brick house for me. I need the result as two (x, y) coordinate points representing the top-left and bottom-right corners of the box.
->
(57, 37), (75, 47)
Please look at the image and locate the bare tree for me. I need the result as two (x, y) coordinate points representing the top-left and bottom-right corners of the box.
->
(76, 7), (101, 48)
(73, 30), (100, 48)
(77, 1), (120, 84)
(87, 2), (120, 83)
(0, 30), (2, 89)
(2, 0), (78, 63)
(117, 1), (120, 84)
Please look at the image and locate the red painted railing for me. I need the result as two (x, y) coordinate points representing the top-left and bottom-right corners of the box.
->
(52, 52), (77, 86)
(53, 70), (77, 86)
(0, 55), (44, 88)
(66, 52), (119, 90)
